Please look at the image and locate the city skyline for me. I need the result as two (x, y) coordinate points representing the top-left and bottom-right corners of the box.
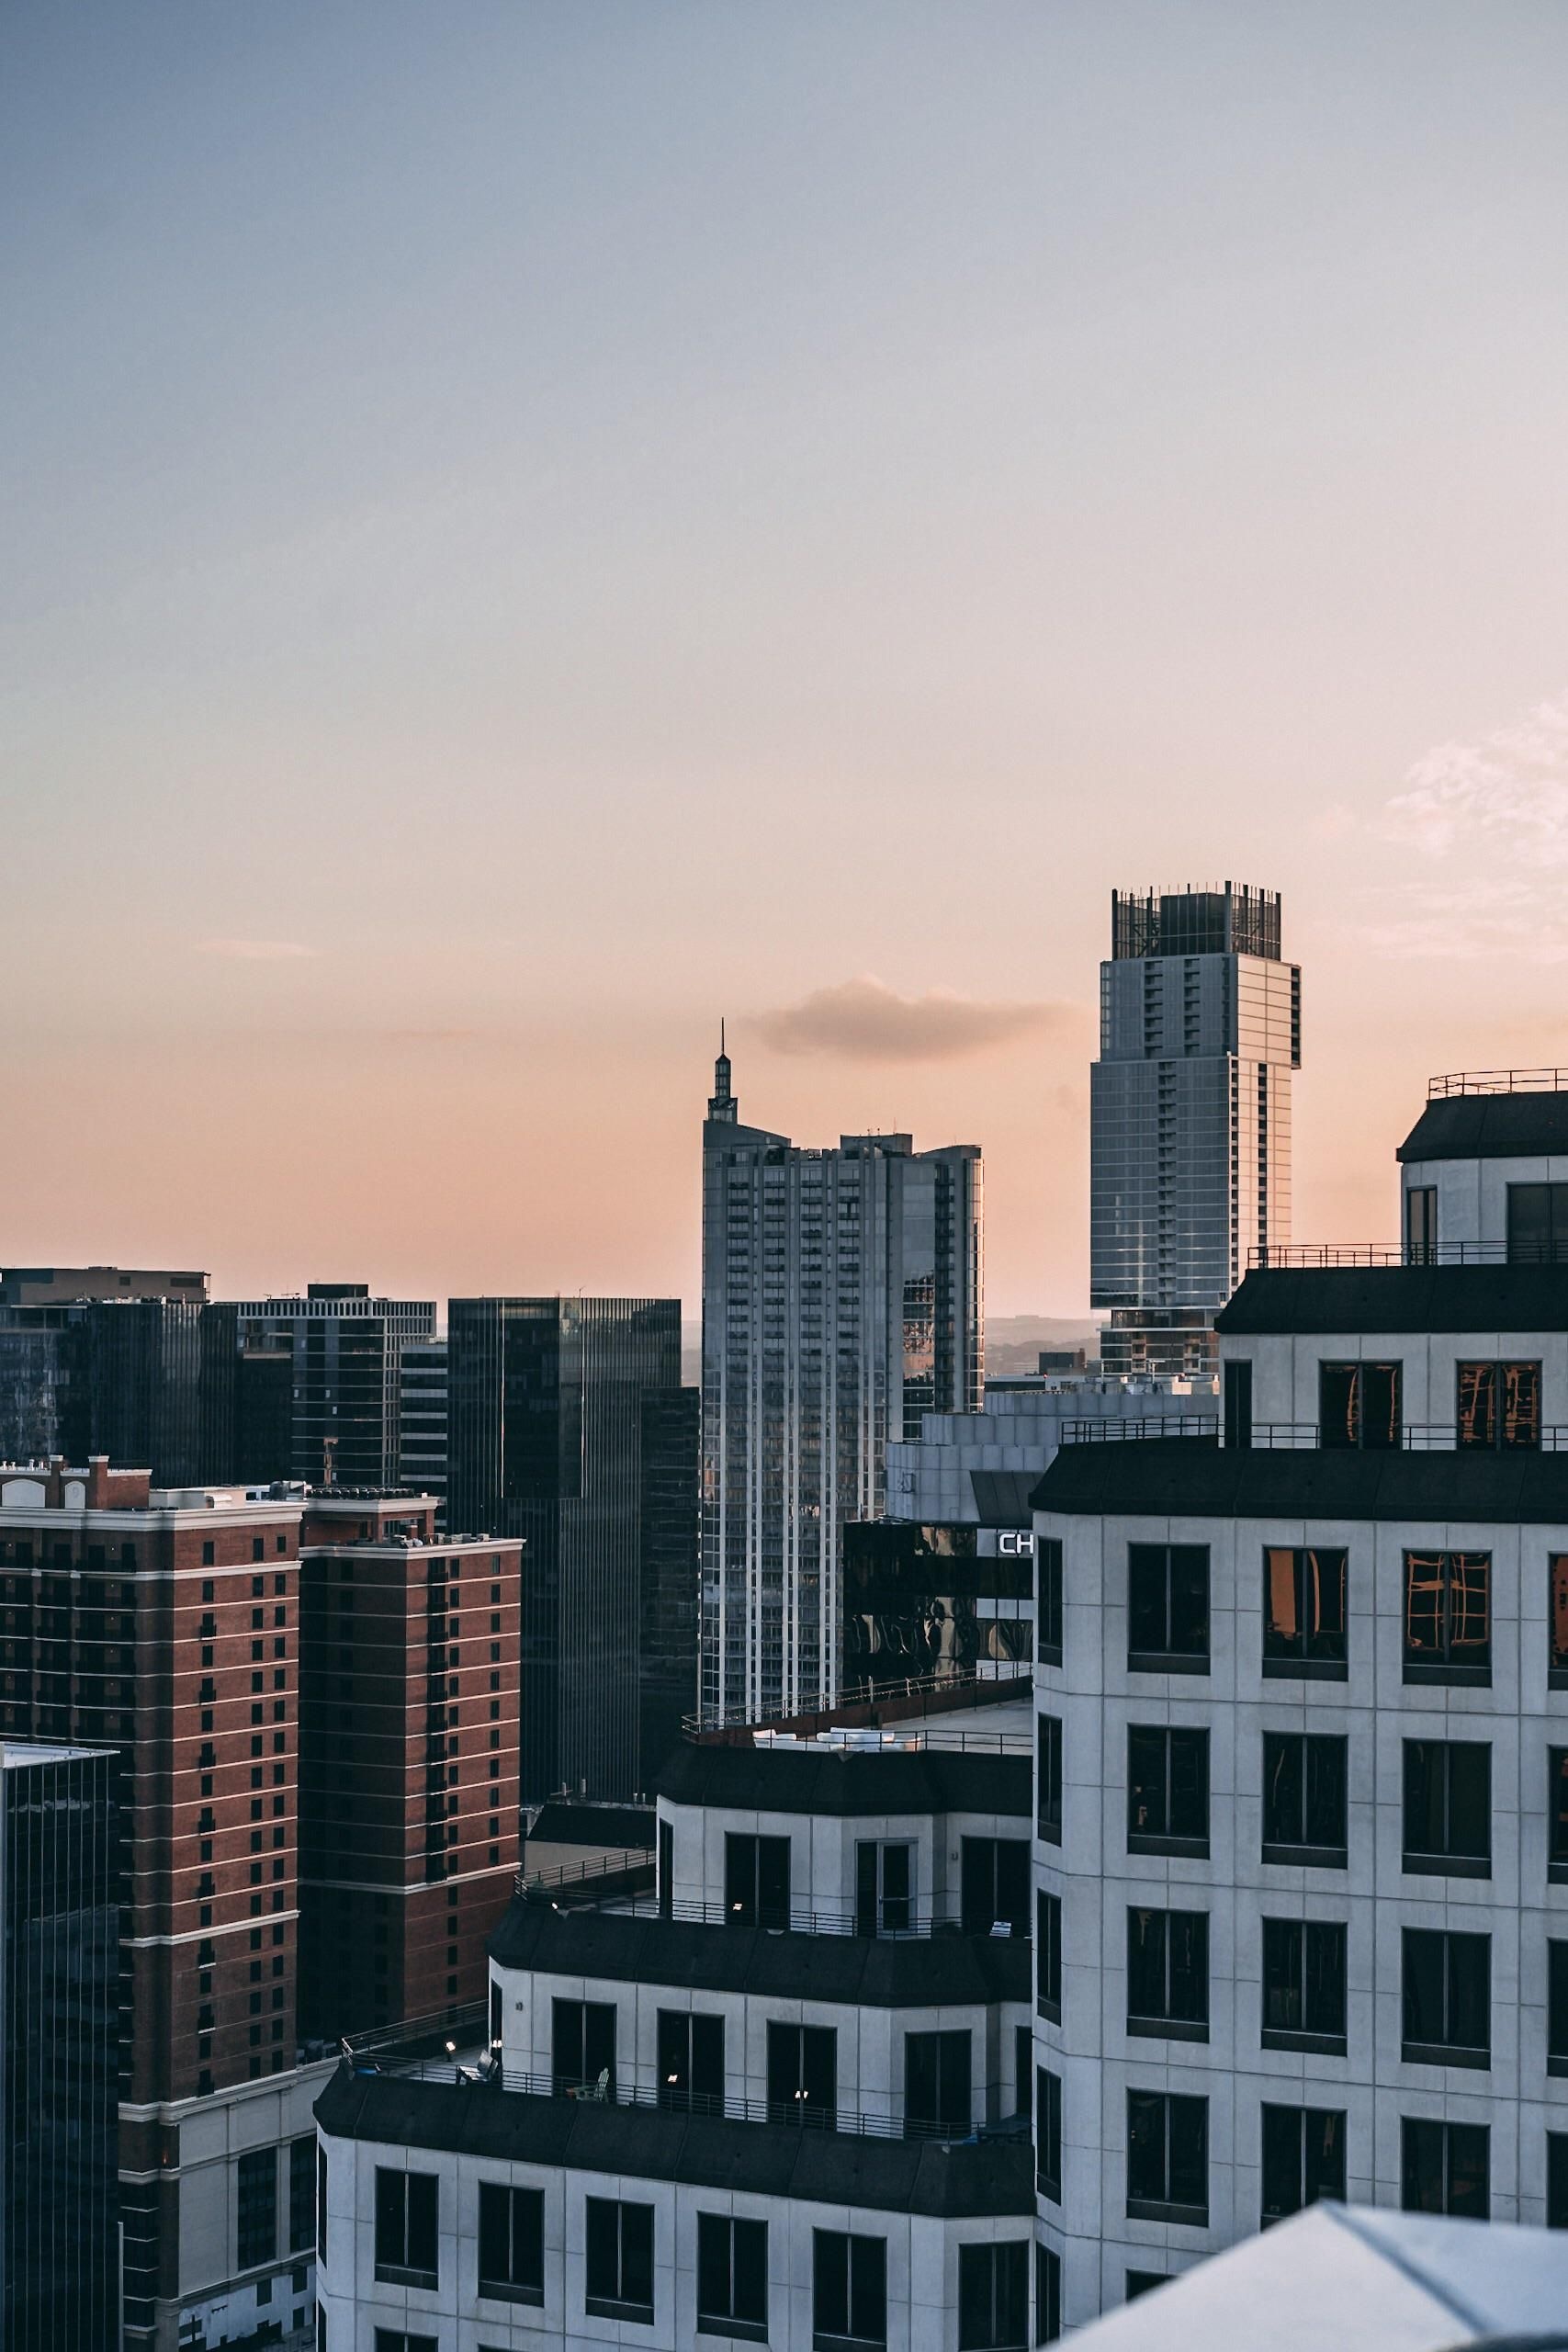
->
(6, 6), (1568, 1318)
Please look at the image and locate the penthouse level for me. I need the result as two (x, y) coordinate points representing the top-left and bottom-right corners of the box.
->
(315, 1702), (1048, 2352)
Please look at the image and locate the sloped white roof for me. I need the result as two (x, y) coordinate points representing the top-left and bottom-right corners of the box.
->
(1068, 2203), (1568, 2349)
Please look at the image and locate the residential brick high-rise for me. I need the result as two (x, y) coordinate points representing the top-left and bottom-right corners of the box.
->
(297, 1497), (522, 2041)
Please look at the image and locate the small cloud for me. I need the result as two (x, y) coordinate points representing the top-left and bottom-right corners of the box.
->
(1360, 689), (1568, 962)
(750, 976), (1073, 1064)
(197, 938), (319, 962)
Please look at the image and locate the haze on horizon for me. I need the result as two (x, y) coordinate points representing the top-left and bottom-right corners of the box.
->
(5, 2), (1567, 1318)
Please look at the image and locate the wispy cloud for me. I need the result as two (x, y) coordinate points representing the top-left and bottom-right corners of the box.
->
(197, 938), (319, 962)
(750, 976), (1072, 1063)
(1364, 691), (1568, 960)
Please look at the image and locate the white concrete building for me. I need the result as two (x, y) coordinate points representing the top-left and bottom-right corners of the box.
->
(1032, 1070), (1568, 2329)
(314, 1703), (1043, 2350)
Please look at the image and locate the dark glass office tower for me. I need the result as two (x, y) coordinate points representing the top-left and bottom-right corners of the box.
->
(637, 1384), (700, 1783)
(446, 1297), (686, 1802)
(0, 1741), (118, 2352)
(228, 1283), (437, 1487)
(65, 1299), (238, 1485)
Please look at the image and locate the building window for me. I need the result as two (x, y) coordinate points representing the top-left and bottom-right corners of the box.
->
(1404, 1185), (1438, 1263)
(812, 2228), (886, 2351)
(725, 1831), (790, 1928)
(237, 2146), (277, 2269)
(1036, 1715), (1063, 1844)
(288, 2135), (314, 2254)
(1127, 1907), (1208, 2041)
(1034, 2245), (1061, 2346)
(658, 1817), (673, 1918)
(317, 2144), (327, 2257)
(1261, 2105), (1347, 2226)
(1507, 1182), (1568, 1265)
(855, 1840), (913, 1936)
(1457, 1361), (1540, 1449)
(1319, 1361), (1401, 1449)
(584, 2196), (654, 2324)
(477, 2182), (544, 2305)
(1404, 1551), (1491, 1684)
(1550, 2133), (1568, 2229)
(1262, 1548), (1347, 1679)
(904, 2029), (971, 2138)
(1402, 2119), (1488, 2217)
(1126, 1543), (1209, 1673)
(1551, 1943), (1568, 2079)
(1036, 1890), (1061, 2022)
(961, 1836), (1030, 1936)
(373, 2335), (435, 2352)
(1035, 2068), (1061, 2200)
(551, 1996), (615, 2097)
(1036, 1538), (1063, 1666)
(1551, 1561), (1568, 1692)
(1552, 1751), (1568, 1885)
(1224, 1356), (1253, 1449)
(1126, 2090), (1208, 2225)
(1402, 1928), (1490, 2068)
(1262, 1732), (1348, 1867)
(1261, 1917), (1347, 2053)
(766, 2020), (836, 2125)
(373, 2167), (438, 2290)
(1127, 1726), (1209, 1859)
(656, 2008), (724, 2114)
(1403, 1740), (1490, 1878)
(958, 2241), (1029, 2352)
(696, 2213), (768, 2344)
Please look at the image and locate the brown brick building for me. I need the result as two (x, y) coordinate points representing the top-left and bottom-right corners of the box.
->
(297, 1495), (522, 2040)
(0, 1458), (522, 2352)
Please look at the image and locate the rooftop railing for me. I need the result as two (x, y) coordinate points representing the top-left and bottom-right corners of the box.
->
(1059, 1415), (1218, 1444)
(1428, 1068), (1568, 1097)
(519, 1850), (653, 1896)
(682, 1661), (1031, 1741)
(1250, 1241), (1568, 1268)
(344, 2049), (1029, 2148)
(1240, 1423), (1568, 1453)
(517, 1886), (1033, 1939)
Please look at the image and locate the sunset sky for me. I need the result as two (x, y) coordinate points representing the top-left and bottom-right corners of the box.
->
(6, 3), (1568, 1318)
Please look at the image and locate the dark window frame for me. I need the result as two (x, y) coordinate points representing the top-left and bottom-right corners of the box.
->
(1261, 1732), (1348, 1869)
(1551, 1941), (1568, 2081)
(696, 2211), (769, 2345)
(1126, 1905), (1209, 2043)
(1126, 1543), (1210, 1674)
(1036, 1889), (1061, 2023)
(1403, 1550), (1491, 1687)
(477, 2181), (544, 2306)
(812, 2227), (887, 2352)
(1319, 1359), (1402, 1450)
(1401, 2117), (1489, 2218)
(1262, 1546), (1348, 1680)
(1456, 1360), (1541, 1452)
(584, 2195), (655, 2324)
(1126, 2088), (1209, 2226)
(1035, 2065), (1062, 2202)
(1036, 1538), (1063, 1668)
(958, 2240), (1029, 2352)
(1036, 1715), (1063, 1846)
(1127, 1724), (1210, 1860)
(1401, 1926), (1491, 2070)
(1402, 1739), (1491, 1879)
(1261, 1917), (1348, 2056)
(1260, 2103), (1347, 2227)
(373, 2167), (439, 2291)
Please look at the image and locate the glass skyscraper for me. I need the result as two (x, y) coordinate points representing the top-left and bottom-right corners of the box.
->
(1089, 882), (1301, 1377)
(0, 1740), (118, 2352)
(446, 1296), (692, 1803)
(700, 1044), (983, 1724)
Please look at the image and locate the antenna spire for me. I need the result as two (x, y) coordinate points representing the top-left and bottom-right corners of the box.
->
(708, 1018), (737, 1124)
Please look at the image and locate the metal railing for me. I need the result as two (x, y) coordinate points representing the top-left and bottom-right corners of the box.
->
(519, 1849), (652, 1894)
(520, 1887), (1033, 1940)
(1429, 1068), (1568, 1097)
(682, 1661), (1030, 1741)
(1241, 1422), (1568, 1453)
(1249, 1240), (1568, 1268)
(345, 2051), (1026, 2147)
(1059, 1416), (1217, 1444)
